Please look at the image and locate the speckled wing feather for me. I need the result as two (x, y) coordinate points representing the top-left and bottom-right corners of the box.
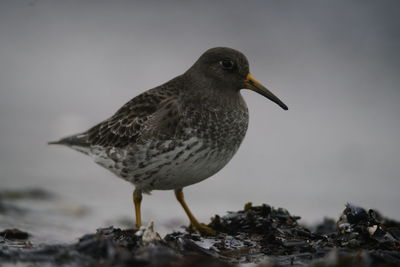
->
(88, 78), (183, 147)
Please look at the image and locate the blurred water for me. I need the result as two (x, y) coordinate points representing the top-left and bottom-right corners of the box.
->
(1, 0), (399, 242)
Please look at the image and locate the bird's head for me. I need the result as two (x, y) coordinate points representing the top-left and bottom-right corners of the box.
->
(187, 47), (288, 110)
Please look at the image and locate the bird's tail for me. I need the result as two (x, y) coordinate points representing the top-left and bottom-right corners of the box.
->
(48, 140), (62, 145)
(48, 133), (89, 147)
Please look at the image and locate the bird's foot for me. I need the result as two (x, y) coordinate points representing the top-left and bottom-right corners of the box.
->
(189, 223), (218, 236)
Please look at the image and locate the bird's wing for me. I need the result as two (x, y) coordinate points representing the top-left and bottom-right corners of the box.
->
(137, 97), (183, 142)
(85, 80), (182, 148)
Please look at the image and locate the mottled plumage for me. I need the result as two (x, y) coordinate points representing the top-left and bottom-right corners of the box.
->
(50, 47), (287, 233)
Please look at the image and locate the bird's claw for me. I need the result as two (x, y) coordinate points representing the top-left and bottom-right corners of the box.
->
(189, 223), (218, 236)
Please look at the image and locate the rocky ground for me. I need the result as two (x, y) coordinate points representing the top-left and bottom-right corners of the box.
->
(1, 192), (400, 267)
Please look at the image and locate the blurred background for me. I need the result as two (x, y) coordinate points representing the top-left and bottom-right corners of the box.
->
(1, 0), (399, 243)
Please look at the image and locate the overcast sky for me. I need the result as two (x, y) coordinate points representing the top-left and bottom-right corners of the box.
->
(1, 0), (399, 238)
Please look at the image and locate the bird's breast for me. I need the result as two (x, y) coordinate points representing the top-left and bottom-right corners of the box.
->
(180, 94), (249, 149)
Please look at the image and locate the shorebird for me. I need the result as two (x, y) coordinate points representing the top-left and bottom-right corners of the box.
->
(49, 47), (288, 234)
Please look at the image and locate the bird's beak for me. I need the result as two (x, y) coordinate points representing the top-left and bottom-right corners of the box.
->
(244, 73), (288, 110)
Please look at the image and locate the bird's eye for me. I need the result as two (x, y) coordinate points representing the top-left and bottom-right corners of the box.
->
(219, 59), (235, 70)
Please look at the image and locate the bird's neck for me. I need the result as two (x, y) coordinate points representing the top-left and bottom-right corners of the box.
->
(182, 73), (240, 103)
(182, 88), (246, 114)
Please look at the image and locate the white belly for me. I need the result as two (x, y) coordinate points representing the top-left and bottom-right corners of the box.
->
(146, 139), (236, 190)
(85, 137), (239, 193)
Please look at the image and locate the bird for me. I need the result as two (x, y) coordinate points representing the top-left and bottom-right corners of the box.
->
(49, 47), (288, 235)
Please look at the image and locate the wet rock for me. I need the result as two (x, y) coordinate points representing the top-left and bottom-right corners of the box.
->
(167, 203), (400, 266)
(0, 203), (399, 266)
(0, 226), (230, 267)
(314, 217), (336, 235)
(0, 228), (30, 240)
(336, 203), (400, 250)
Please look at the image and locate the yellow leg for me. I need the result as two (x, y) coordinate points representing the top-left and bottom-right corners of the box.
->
(175, 188), (217, 235)
(133, 190), (142, 229)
